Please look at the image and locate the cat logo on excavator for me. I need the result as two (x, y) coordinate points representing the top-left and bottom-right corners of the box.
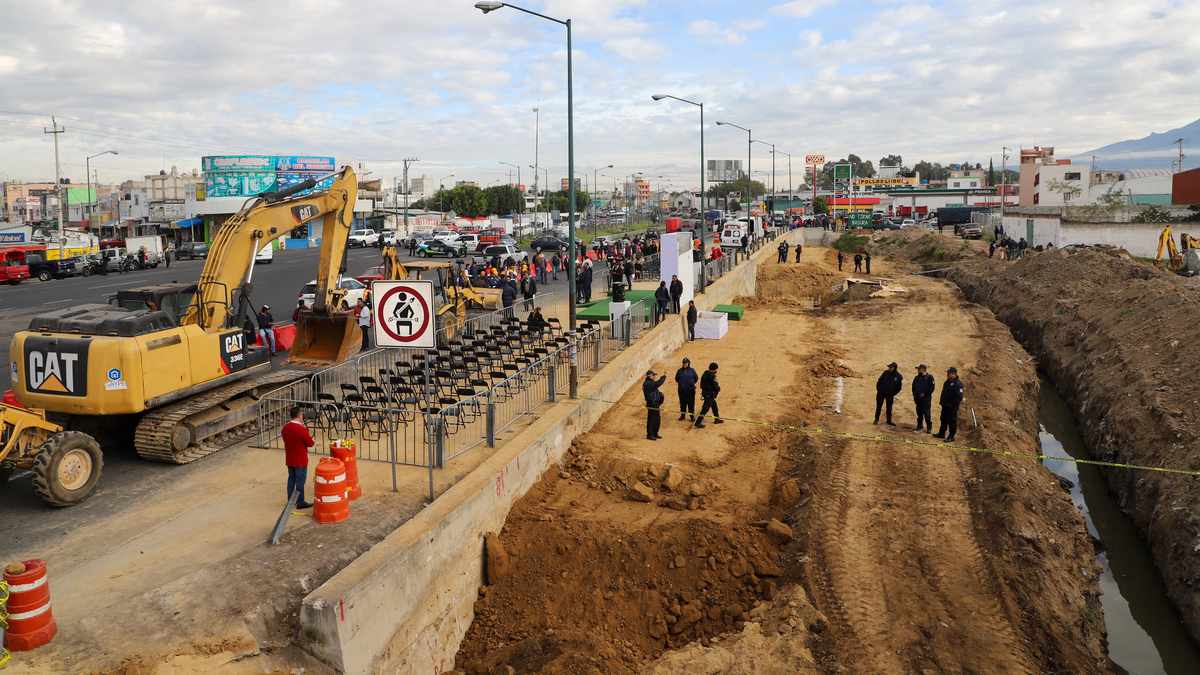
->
(24, 337), (89, 397)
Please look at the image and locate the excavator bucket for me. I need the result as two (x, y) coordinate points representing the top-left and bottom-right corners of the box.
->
(288, 310), (362, 366)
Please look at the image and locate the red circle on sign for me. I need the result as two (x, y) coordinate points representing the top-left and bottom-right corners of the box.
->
(377, 285), (432, 343)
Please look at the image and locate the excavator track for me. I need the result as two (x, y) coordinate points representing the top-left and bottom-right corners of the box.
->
(134, 369), (308, 464)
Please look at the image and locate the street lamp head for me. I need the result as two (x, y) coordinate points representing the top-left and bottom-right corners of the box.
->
(651, 94), (666, 101)
(715, 121), (727, 126)
(474, 1), (504, 13)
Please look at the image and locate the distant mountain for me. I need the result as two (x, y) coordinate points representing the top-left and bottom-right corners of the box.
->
(1072, 118), (1200, 171)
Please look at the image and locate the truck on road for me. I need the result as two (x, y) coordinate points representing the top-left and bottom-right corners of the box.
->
(127, 235), (165, 267)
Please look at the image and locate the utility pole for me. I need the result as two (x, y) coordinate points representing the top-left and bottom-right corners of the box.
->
(533, 107), (540, 226)
(401, 157), (419, 235)
(1175, 138), (1185, 173)
(1000, 146), (1009, 222)
(44, 116), (66, 260)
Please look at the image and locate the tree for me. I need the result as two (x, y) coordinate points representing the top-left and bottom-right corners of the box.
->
(1046, 179), (1082, 205)
(433, 184), (488, 217)
(1132, 205), (1172, 223)
(987, 158), (996, 186)
(812, 196), (829, 215)
(728, 199), (742, 212)
(484, 185), (523, 215)
(879, 154), (903, 169)
(543, 189), (590, 214)
(705, 176), (768, 201)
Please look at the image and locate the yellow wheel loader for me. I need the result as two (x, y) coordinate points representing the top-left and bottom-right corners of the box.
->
(2, 167), (363, 506)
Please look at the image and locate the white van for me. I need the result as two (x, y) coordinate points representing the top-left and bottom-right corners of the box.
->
(255, 243), (274, 264)
(720, 222), (746, 248)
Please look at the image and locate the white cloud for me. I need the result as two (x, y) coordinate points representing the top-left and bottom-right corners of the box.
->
(801, 30), (822, 49)
(604, 37), (666, 60)
(687, 19), (756, 46)
(770, 0), (839, 18)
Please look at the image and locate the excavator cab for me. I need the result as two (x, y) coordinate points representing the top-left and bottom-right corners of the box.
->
(110, 283), (199, 325)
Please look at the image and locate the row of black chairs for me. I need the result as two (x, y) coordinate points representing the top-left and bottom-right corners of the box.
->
(304, 316), (601, 440)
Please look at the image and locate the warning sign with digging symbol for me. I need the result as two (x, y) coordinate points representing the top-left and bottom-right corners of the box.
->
(372, 280), (437, 349)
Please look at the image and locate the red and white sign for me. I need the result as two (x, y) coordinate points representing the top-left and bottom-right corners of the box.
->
(805, 154), (826, 166)
(372, 280), (437, 349)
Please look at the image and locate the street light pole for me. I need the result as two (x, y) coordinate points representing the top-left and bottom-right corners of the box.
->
(753, 140), (775, 216)
(439, 173), (455, 214)
(716, 121), (751, 226)
(652, 94), (706, 289)
(85, 150), (118, 240)
(401, 157), (419, 236)
(476, 1), (578, 396)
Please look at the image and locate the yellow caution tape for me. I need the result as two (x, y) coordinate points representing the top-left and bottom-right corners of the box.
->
(584, 396), (1200, 478)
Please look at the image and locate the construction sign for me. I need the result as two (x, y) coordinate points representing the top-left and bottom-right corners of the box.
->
(372, 280), (437, 349)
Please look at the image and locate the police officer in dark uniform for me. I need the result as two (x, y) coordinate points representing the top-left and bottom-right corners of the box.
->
(873, 362), (903, 426)
(674, 357), (698, 421)
(643, 370), (667, 440)
(911, 364), (935, 432)
(934, 367), (965, 442)
(694, 362), (723, 428)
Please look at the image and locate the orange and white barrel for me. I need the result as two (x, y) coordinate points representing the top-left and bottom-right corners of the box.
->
(4, 559), (57, 651)
(313, 457), (350, 524)
(330, 439), (362, 501)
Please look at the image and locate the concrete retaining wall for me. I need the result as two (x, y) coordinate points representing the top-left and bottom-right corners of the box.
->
(297, 233), (791, 674)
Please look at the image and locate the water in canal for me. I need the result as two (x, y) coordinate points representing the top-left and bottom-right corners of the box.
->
(1037, 378), (1200, 674)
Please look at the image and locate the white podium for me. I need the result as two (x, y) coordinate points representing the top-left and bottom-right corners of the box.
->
(694, 311), (728, 340)
(609, 300), (631, 339)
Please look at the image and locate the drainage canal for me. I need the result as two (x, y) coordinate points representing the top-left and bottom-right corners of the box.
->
(1038, 378), (1200, 674)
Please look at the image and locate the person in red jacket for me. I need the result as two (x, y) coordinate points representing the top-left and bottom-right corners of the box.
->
(281, 406), (315, 509)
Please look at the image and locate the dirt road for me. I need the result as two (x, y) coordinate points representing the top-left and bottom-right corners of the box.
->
(454, 246), (1111, 673)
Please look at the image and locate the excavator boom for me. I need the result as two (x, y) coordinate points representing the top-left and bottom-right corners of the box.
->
(182, 166), (361, 366)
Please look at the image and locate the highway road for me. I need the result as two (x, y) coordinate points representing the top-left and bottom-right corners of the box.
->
(0, 243), (608, 527)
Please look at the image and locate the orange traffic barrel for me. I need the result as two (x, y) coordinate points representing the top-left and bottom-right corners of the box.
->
(313, 457), (350, 524)
(330, 440), (362, 501)
(4, 559), (57, 651)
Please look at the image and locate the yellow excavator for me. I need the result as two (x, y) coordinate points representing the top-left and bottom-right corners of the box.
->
(376, 244), (503, 336)
(0, 167), (361, 506)
(1155, 225), (1200, 276)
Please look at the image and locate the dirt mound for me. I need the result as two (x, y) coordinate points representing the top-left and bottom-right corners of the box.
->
(949, 246), (1200, 644)
(872, 229), (982, 266)
(456, 497), (784, 674)
(747, 261), (842, 308)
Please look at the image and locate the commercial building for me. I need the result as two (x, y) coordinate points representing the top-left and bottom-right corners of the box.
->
(2, 182), (59, 224)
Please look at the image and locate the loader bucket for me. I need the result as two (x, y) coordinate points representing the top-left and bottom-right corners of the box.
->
(288, 310), (362, 366)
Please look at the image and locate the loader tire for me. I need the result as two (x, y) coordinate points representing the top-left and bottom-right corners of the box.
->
(32, 431), (103, 507)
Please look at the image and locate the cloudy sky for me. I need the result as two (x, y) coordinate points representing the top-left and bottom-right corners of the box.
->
(1, 0), (1197, 191)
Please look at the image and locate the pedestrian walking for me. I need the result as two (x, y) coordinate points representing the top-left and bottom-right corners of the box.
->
(794, 242), (803, 262)
(356, 298), (372, 350)
(669, 275), (683, 314)
(623, 258), (635, 288)
(282, 406), (314, 509)
(694, 362), (723, 427)
(853, 253), (863, 273)
(582, 261), (594, 303)
(837, 250), (845, 271)
(521, 274), (537, 311)
(686, 300), (698, 341)
(873, 362), (903, 426)
(164, 245), (173, 268)
(501, 277), (517, 318)
(933, 367), (965, 442)
(256, 304), (276, 356)
(865, 252), (872, 275)
(675, 357), (698, 421)
(911, 364), (935, 432)
(643, 370), (667, 441)
(654, 281), (670, 323)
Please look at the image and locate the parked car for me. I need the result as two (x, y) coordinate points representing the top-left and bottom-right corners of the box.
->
(431, 229), (457, 242)
(356, 265), (386, 285)
(175, 241), (209, 260)
(958, 223), (983, 239)
(417, 239), (466, 258)
(347, 229), (380, 248)
(299, 277), (368, 310)
(382, 230), (403, 246)
(901, 219), (916, 229)
(531, 236), (568, 252)
(24, 253), (78, 281)
(448, 233), (480, 251)
(98, 248), (131, 273)
(0, 249), (30, 284)
(481, 244), (528, 266)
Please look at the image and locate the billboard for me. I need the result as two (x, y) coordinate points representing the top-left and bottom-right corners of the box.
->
(853, 177), (919, 188)
(202, 155), (274, 172)
(276, 156), (336, 173)
(833, 164), (852, 181)
(707, 160), (743, 182)
(805, 154), (825, 166)
(204, 171), (277, 198)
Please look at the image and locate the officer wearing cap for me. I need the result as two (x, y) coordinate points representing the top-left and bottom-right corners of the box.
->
(874, 362), (903, 426)
(934, 367), (965, 442)
(643, 369), (667, 441)
(911, 364), (936, 432)
(674, 357), (699, 421)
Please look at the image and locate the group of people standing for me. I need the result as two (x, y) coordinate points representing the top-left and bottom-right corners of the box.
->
(777, 239), (803, 263)
(835, 250), (872, 274)
(642, 359), (723, 440)
(874, 362), (965, 442)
